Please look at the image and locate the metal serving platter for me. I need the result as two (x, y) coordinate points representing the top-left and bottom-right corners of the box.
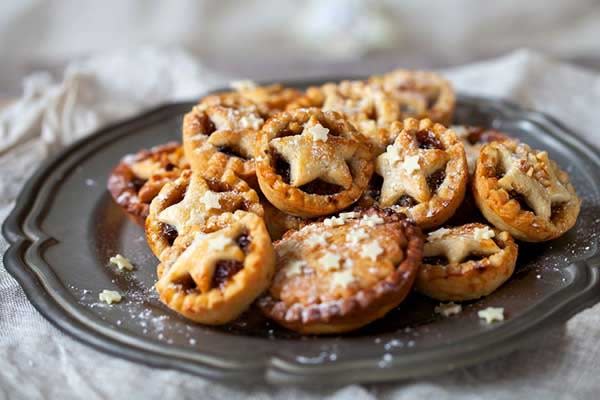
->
(3, 79), (600, 385)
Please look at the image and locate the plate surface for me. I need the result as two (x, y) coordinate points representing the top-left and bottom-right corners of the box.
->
(3, 80), (600, 385)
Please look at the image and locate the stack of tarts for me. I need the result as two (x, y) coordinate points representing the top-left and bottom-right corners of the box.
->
(107, 71), (581, 334)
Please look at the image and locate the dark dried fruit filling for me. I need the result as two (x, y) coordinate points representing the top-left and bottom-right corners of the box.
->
(427, 169), (446, 193)
(396, 194), (418, 208)
(196, 113), (216, 135)
(211, 260), (244, 289)
(236, 232), (251, 253)
(216, 145), (246, 160)
(272, 151), (291, 184)
(299, 179), (343, 195)
(161, 223), (178, 245)
(416, 130), (444, 150)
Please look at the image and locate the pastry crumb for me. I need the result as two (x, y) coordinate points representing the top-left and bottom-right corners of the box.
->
(99, 290), (122, 304)
(434, 302), (462, 317)
(478, 307), (504, 323)
(109, 254), (134, 271)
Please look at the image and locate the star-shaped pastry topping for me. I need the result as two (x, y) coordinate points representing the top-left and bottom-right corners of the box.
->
(269, 116), (357, 188)
(495, 145), (554, 219)
(424, 228), (500, 264)
(158, 174), (214, 233)
(376, 130), (448, 207)
(161, 225), (245, 294)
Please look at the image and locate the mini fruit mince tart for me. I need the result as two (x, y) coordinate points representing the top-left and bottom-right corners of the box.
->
(452, 125), (518, 175)
(416, 223), (518, 301)
(256, 108), (374, 217)
(227, 81), (303, 116)
(259, 207), (424, 334)
(155, 211), (275, 325)
(107, 142), (189, 223)
(182, 102), (265, 185)
(473, 141), (581, 242)
(288, 80), (401, 154)
(370, 69), (456, 126)
(366, 118), (468, 229)
(145, 169), (263, 261)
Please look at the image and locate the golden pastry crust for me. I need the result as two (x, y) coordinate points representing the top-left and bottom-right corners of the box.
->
(452, 125), (518, 175)
(182, 103), (264, 185)
(155, 211), (275, 325)
(288, 80), (399, 155)
(107, 142), (189, 224)
(416, 223), (518, 301)
(261, 198), (309, 241)
(145, 169), (263, 261)
(256, 108), (374, 217)
(473, 141), (581, 242)
(370, 69), (455, 125)
(363, 118), (468, 229)
(200, 83), (302, 117)
(259, 207), (424, 334)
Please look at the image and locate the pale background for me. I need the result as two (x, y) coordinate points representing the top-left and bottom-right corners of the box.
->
(1, 0), (600, 98)
(1, 2), (600, 400)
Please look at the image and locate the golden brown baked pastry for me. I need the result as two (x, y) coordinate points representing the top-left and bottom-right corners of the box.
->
(145, 169), (263, 261)
(416, 223), (518, 301)
(452, 125), (517, 175)
(259, 207), (423, 334)
(156, 211), (275, 325)
(182, 102), (264, 185)
(261, 198), (308, 241)
(256, 108), (374, 217)
(288, 80), (400, 154)
(473, 141), (580, 242)
(370, 69), (455, 125)
(363, 118), (468, 229)
(107, 142), (189, 224)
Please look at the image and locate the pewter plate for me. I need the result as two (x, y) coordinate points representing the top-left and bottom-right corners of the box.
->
(3, 80), (600, 385)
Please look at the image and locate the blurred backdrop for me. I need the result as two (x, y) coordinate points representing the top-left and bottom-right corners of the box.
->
(1, 0), (600, 97)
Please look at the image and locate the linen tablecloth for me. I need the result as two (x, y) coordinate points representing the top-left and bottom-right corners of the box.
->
(1, 48), (599, 400)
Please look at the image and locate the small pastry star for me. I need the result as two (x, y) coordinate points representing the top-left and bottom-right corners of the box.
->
(376, 131), (448, 207)
(424, 233), (500, 264)
(495, 145), (552, 219)
(270, 117), (357, 188)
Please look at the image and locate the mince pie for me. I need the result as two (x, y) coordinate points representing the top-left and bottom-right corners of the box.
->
(256, 108), (374, 217)
(107, 142), (189, 223)
(473, 142), (580, 242)
(365, 118), (468, 229)
(416, 223), (518, 301)
(370, 69), (455, 125)
(182, 103), (265, 185)
(155, 211), (275, 325)
(259, 207), (423, 334)
(452, 125), (517, 175)
(145, 169), (263, 261)
(288, 80), (400, 154)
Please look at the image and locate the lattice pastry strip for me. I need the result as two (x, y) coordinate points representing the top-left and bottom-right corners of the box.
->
(416, 223), (518, 301)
